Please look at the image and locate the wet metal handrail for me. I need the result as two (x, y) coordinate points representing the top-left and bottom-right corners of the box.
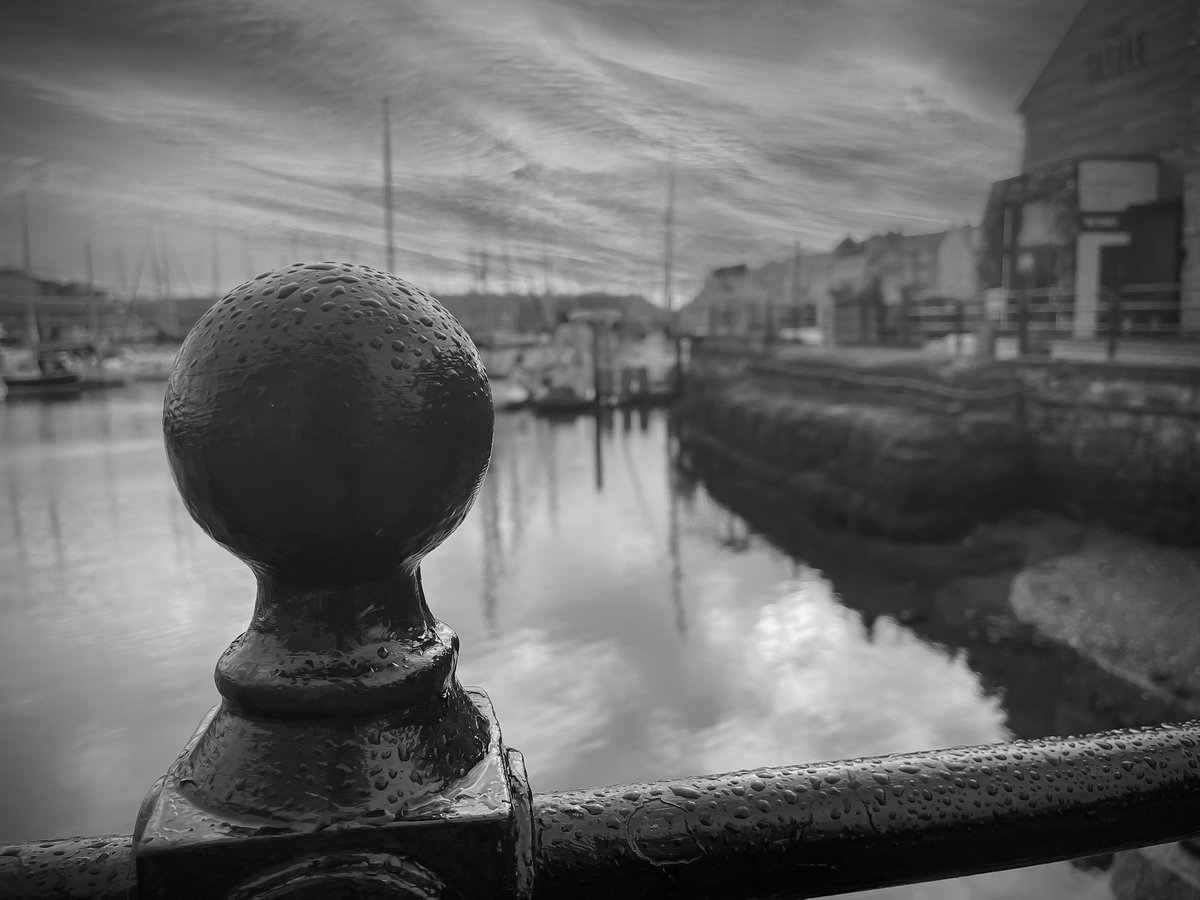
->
(531, 726), (1200, 899)
(2, 262), (1199, 899)
(7, 724), (1200, 899)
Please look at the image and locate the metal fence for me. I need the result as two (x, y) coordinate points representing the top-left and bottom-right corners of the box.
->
(901, 283), (1198, 362)
(695, 284), (1199, 364)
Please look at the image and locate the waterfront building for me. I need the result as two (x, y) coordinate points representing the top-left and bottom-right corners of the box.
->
(793, 251), (834, 341)
(679, 256), (824, 339)
(819, 229), (982, 346)
(679, 263), (766, 336)
(978, 0), (1199, 340)
(438, 292), (662, 344)
(865, 231), (945, 306)
(682, 228), (980, 346)
(937, 224), (983, 304)
(870, 226), (983, 347)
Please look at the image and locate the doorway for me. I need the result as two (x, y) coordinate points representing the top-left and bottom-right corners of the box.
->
(1074, 232), (1131, 340)
(1097, 244), (1128, 336)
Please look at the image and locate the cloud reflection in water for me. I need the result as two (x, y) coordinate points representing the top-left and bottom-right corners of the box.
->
(461, 566), (1007, 792)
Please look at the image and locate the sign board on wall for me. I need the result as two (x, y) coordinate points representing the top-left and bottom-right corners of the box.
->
(1085, 29), (1148, 85)
(1080, 212), (1125, 231)
(1078, 159), (1158, 212)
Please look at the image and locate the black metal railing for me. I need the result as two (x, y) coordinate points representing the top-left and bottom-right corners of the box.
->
(901, 283), (1198, 362)
(2, 262), (1199, 899)
(695, 283), (1199, 365)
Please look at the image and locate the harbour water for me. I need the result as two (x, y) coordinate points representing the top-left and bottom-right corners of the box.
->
(0, 383), (1118, 897)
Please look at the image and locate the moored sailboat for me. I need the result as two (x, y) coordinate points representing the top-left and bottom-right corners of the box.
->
(1, 346), (85, 398)
(0, 295), (84, 399)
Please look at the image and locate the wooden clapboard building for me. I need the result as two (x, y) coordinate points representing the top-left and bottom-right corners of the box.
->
(978, 0), (1200, 340)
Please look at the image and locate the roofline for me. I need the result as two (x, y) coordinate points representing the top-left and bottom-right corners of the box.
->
(1016, 0), (1093, 113)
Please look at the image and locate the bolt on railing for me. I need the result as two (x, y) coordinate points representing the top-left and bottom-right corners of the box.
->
(2, 262), (1200, 899)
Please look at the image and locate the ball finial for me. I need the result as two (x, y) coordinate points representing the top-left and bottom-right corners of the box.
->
(163, 262), (494, 586)
(157, 264), (496, 823)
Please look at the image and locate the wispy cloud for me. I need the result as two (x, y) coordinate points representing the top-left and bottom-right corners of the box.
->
(0, 0), (1085, 295)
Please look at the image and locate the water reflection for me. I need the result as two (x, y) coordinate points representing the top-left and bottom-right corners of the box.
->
(460, 575), (1009, 793)
(0, 386), (1110, 897)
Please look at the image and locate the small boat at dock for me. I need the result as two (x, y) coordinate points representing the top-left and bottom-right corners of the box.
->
(40, 341), (133, 389)
(121, 345), (178, 381)
(491, 375), (531, 410)
(1, 348), (84, 399)
(530, 383), (596, 415)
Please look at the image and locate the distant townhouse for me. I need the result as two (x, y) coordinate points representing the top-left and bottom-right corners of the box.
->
(822, 229), (981, 345)
(937, 225), (983, 304)
(865, 231), (945, 306)
(679, 254), (824, 338)
(681, 264), (768, 336)
(682, 227), (981, 346)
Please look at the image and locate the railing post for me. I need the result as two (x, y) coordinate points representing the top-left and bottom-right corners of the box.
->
(953, 299), (964, 356)
(1015, 289), (1029, 357)
(1107, 286), (1123, 361)
(132, 262), (531, 899)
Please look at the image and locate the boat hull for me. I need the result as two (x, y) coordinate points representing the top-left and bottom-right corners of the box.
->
(2, 372), (85, 398)
(490, 377), (531, 411)
(530, 393), (596, 416)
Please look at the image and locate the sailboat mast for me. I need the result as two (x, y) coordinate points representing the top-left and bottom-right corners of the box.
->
(15, 193), (38, 346)
(156, 226), (171, 301)
(85, 239), (100, 336)
(212, 229), (221, 297)
(784, 241), (799, 334)
(17, 193), (37, 346)
(661, 152), (684, 397)
(382, 97), (395, 273)
(663, 157), (676, 321)
(116, 248), (127, 298)
(20, 191), (32, 274)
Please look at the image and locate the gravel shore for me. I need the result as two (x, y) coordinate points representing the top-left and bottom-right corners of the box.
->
(1009, 527), (1200, 713)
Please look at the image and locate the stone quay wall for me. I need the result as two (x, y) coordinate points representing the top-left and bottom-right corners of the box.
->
(1017, 361), (1200, 545)
(679, 342), (1200, 545)
(677, 346), (1033, 542)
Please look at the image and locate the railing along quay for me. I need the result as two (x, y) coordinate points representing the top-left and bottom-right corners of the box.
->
(3, 261), (1199, 899)
(745, 358), (1020, 417)
(902, 284), (1198, 360)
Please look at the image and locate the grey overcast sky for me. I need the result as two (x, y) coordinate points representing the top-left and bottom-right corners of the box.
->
(0, 0), (1086, 301)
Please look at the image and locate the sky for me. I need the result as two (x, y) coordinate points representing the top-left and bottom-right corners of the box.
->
(0, 0), (1087, 302)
